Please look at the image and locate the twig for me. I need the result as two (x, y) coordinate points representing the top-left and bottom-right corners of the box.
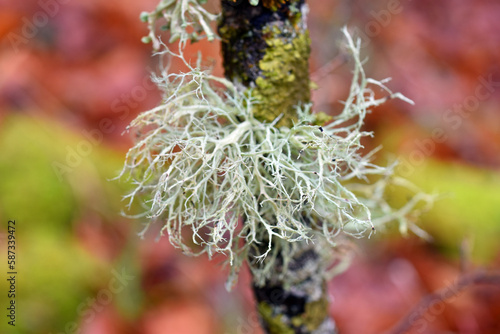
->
(387, 271), (500, 334)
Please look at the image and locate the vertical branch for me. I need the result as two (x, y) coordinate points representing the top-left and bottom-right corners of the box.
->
(251, 239), (338, 333)
(219, 1), (337, 333)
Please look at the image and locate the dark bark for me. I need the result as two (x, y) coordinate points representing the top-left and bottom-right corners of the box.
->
(251, 241), (338, 333)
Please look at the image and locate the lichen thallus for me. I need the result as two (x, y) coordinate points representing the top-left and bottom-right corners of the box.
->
(119, 0), (436, 292)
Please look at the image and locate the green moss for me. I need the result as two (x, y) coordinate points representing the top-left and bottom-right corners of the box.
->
(258, 302), (294, 334)
(252, 27), (311, 127)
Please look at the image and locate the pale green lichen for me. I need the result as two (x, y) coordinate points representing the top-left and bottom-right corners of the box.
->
(140, 0), (218, 50)
(120, 18), (436, 290)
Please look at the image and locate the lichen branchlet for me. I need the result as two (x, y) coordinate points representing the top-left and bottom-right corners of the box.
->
(140, 0), (218, 49)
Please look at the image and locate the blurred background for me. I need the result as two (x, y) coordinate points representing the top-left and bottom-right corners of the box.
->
(1, 0), (500, 333)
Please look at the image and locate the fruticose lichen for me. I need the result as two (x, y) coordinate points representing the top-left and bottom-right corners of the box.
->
(121, 0), (435, 290)
(140, 0), (219, 50)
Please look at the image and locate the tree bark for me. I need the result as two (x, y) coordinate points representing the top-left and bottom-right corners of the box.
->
(251, 240), (338, 334)
(219, 1), (337, 333)
(219, 0), (311, 128)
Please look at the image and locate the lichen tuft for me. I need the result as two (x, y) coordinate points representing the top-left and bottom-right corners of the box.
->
(121, 14), (436, 290)
(140, 0), (219, 50)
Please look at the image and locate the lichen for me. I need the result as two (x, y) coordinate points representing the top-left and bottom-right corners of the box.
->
(219, 0), (310, 127)
(140, 0), (219, 50)
(252, 27), (311, 127)
(291, 297), (329, 331)
(258, 296), (328, 332)
(258, 302), (295, 334)
(261, 0), (288, 11)
(238, 0), (289, 10)
(121, 1), (436, 290)
(311, 111), (333, 126)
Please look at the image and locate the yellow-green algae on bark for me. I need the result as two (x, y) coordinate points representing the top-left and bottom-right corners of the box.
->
(253, 26), (311, 127)
(258, 302), (295, 334)
(258, 296), (330, 333)
(219, 0), (311, 127)
(291, 297), (329, 331)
